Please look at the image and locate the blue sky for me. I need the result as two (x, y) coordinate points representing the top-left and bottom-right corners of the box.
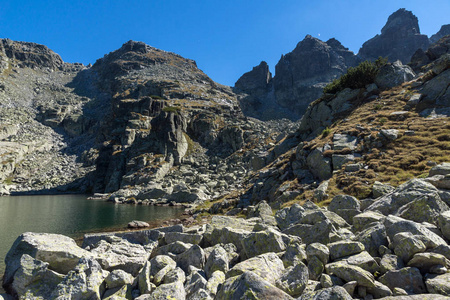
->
(1, 1), (449, 86)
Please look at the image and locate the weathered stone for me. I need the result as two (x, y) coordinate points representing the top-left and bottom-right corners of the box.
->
(345, 251), (379, 274)
(380, 254), (405, 274)
(307, 148), (332, 181)
(407, 252), (447, 274)
(205, 270), (225, 296)
(301, 209), (349, 229)
(333, 134), (358, 151)
(241, 228), (286, 258)
(203, 226), (251, 253)
(163, 267), (185, 284)
(425, 272), (450, 296)
(128, 220), (150, 228)
(385, 215), (447, 248)
(307, 255), (324, 281)
(429, 162), (450, 177)
(90, 238), (149, 276)
(4, 232), (90, 286)
(154, 241), (191, 257)
(379, 267), (426, 294)
(205, 246), (229, 279)
(393, 233), (427, 262)
(275, 262), (309, 297)
(282, 240), (307, 268)
(373, 181), (395, 198)
(216, 271), (293, 300)
(10, 254), (64, 300)
(366, 281), (393, 298)
(306, 243), (330, 265)
(352, 211), (385, 231)
(355, 222), (388, 257)
(367, 179), (442, 215)
(380, 129), (399, 141)
(438, 210), (450, 240)
(137, 261), (152, 295)
(298, 286), (353, 300)
(283, 220), (334, 245)
(327, 240), (365, 261)
(275, 204), (305, 230)
(325, 261), (375, 288)
(105, 269), (134, 289)
(149, 255), (176, 285)
(102, 284), (132, 300)
(227, 252), (285, 285)
(185, 271), (207, 298)
(175, 244), (205, 273)
(148, 281), (185, 300)
(396, 193), (449, 225)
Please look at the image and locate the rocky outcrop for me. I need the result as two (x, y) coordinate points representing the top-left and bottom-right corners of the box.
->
(359, 8), (429, 63)
(236, 36), (359, 120)
(430, 24), (450, 44)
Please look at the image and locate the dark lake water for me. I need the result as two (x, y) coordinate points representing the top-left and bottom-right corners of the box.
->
(0, 194), (184, 276)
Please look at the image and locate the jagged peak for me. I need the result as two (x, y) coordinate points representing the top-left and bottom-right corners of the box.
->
(292, 35), (328, 53)
(381, 8), (420, 35)
(326, 38), (349, 51)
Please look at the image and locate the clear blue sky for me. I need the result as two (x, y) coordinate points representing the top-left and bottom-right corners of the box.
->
(1, 1), (449, 86)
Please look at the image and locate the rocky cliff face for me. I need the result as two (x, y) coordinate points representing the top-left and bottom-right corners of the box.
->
(235, 36), (359, 120)
(430, 24), (450, 44)
(358, 8), (429, 63)
(0, 39), (295, 204)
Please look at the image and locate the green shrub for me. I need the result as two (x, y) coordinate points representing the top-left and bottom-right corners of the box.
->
(321, 127), (331, 137)
(379, 117), (387, 125)
(324, 57), (387, 94)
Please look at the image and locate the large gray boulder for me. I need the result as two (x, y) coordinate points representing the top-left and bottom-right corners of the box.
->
(90, 237), (150, 276)
(9, 254), (64, 300)
(4, 232), (90, 287)
(327, 240), (365, 261)
(275, 262), (309, 297)
(241, 228), (286, 258)
(216, 271), (293, 300)
(384, 215), (447, 248)
(149, 255), (177, 286)
(375, 60), (415, 89)
(205, 246), (229, 279)
(275, 204), (305, 230)
(283, 220), (335, 245)
(366, 179), (445, 218)
(175, 244), (205, 273)
(325, 261), (375, 288)
(227, 252), (285, 285)
(379, 267), (426, 294)
(425, 273), (450, 296)
(51, 257), (109, 300)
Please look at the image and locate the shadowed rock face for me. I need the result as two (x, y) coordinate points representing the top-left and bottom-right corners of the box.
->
(430, 24), (450, 44)
(358, 8), (429, 63)
(235, 36), (358, 120)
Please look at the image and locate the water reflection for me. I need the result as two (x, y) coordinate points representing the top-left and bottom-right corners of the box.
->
(0, 195), (183, 273)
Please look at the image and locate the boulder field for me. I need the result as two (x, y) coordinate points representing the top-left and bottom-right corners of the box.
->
(2, 169), (450, 299)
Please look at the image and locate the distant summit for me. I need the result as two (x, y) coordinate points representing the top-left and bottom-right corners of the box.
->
(235, 35), (358, 120)
(235, 8), (445, 121)
(358, 8), (429, 63)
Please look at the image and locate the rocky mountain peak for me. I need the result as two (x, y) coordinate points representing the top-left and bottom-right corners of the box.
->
(381, 8), (420, 36)
(326, 38), (348, 51)
(0, 38), (64, 70)
(234, 61), (271, 93)
(430, 24), (450, 44)
(358, 9), (429, 63)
